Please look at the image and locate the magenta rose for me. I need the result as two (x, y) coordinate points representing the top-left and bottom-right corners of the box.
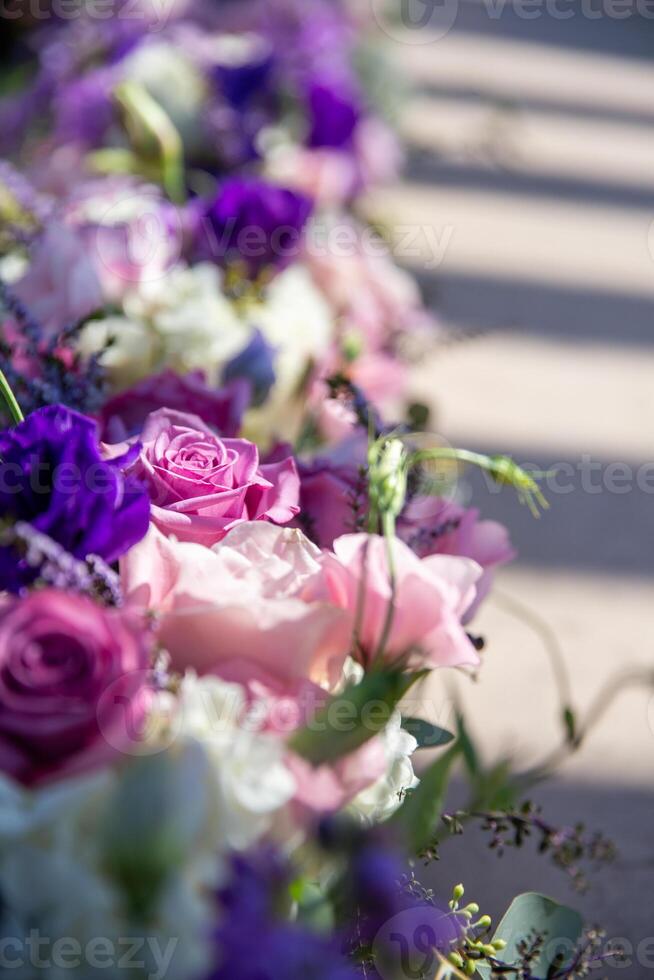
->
(0, 590), (152, 787)
(99, 370), (251, 442)
(130, 408), (300, 546)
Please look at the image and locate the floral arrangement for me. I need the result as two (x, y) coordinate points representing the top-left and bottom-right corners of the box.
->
(0, 3), (626, 979)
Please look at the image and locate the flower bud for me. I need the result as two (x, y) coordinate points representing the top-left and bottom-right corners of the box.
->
(368, 437), (408, 521)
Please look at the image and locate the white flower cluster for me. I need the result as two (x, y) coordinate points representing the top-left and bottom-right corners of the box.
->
(0, 672), (298, 980)
(80, 262), (332, 442)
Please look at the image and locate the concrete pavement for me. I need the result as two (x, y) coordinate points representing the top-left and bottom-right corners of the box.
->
(370, 8), (654, 966)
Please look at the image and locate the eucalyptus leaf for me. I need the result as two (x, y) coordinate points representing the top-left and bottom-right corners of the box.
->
(401, 717), (454, 749)
(476, 892), (583, 980)
(289, 669), (427, 767)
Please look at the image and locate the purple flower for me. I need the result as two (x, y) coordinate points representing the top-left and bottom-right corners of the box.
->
(99, 370), (251, 442)
(0, 405), (150, 592)
(53, 70), (116, 147)
(223, 330), (276, 407)
(213, 42), (275, 109)
(199, 177), (313, 277)
(306, 80), (361, 150)
(209, 849), (358, 980)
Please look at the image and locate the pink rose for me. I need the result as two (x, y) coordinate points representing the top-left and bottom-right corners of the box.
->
(99, 370), (251, 442)
(267, 145), (359, 208)
(0, 590), (152, 787)
(130, 408), (300, 546)
(287, 739), (387, 814)
(322, 533), (482, 670)
(399, 498), (516, 622)
(121, 522), (349, 689)
(306, 215), (431, 350)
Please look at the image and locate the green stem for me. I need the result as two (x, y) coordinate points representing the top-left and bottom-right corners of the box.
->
(374, 511), (397, 663)
(409, 447), (549, 518)
(0, 369), (24, 425)
(114, 82), (186, 205)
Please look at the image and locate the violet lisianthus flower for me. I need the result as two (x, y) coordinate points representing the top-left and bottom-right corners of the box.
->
(199, 177), (313, 278)
(99, 370), (251, 442)
(306, 79), (361, 149)
(222, 329), (276, 407)
(0, 405), (150, 592)
(128, 408), (300, 546)
(0, 589), (152, 787)
(209, 848), (358, 980)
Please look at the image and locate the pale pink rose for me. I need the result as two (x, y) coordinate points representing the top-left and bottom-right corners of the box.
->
(306, 215), (430, 350)
(399, 497), (516, 622)
(0, 590), (152, 787)
(287, 738), (387, 813)
(321, 533), (482, 670)
(316, 398), (358, 444)
(130, 408), (300, 546)
(354, 116), (404, 189)
(349, 352), (409, 408)
(14, 223), (103, 335)
(267, 145), (359, 208)
(121, 522), (350, 689)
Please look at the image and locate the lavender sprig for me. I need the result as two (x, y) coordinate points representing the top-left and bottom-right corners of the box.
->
(0, 519), (123, 606)
(0, 279), (108, 418)
(0, 161), (52, 246)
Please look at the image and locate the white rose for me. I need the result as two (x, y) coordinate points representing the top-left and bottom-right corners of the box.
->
(243, 264), (335, 443)
(350, 710), (419, 823)
(125, 263), (248, 380)
(78, 315), (159, 388)
(151, 674), (296, 851)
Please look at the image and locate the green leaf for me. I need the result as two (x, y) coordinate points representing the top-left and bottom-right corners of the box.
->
(401, 717), (454, 749)
(0, 368), (24, 426)
(476, 893), (583, 980)
(292, 880), (335, 933)
(456, 712), (480, 778)
(563, 707), (578, 746)
(389, 741), (460, 854)
(289, 669), (427, 767)
(114, 81), (186, 203)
